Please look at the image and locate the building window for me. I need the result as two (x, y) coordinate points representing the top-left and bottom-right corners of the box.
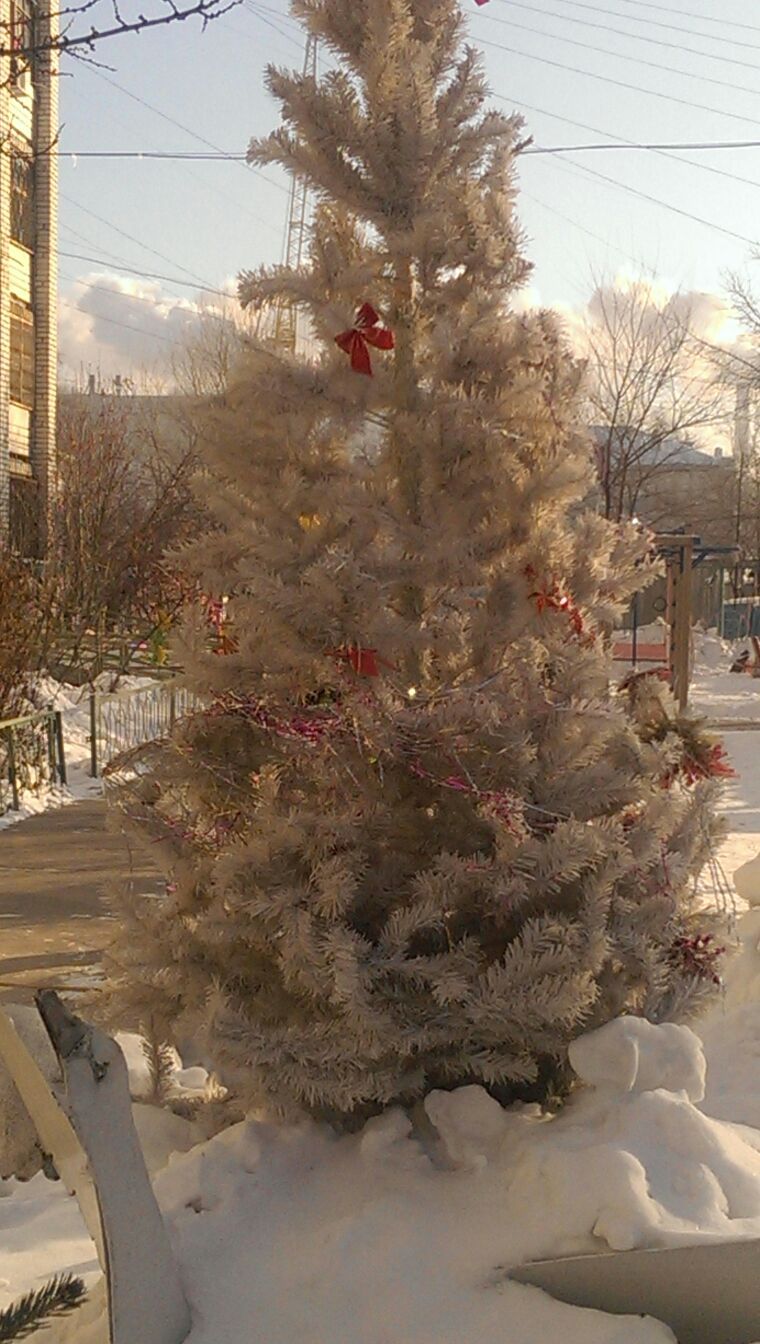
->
(9, 0), (36, 83)
(10, 299), (34, 408)
(11, 151), (35, 250)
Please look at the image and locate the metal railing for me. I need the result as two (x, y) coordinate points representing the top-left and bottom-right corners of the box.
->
(89, 681), (202, 777)
(0, 708), (67, 813)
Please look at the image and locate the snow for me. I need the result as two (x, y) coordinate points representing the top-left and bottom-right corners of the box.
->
(568, 1017), (706, 1100)
(690, 630), (760, 726)
(4, 641), (760, 1341)
(0, 674), (155, 833)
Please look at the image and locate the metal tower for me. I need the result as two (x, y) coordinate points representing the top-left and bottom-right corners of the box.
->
(272, 33), (318, 355)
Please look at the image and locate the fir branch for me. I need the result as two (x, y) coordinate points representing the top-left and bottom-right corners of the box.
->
(0, 1275), (86, 1342)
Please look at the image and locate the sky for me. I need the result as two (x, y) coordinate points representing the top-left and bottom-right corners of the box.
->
(56, 0), (760, 383)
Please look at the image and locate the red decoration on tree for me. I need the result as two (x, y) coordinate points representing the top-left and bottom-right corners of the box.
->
(335, 645), (396, 677)
(525, 568), (594, 645)
(335, 303), (394, 376)
(681, 741), (736, 785)
(669, 932), (725, 986)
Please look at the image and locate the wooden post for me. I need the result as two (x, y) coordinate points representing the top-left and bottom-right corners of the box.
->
(672, 536), (693, 713)
(89, 692), (99, 778)
(54, 710), (67, 786)
(6, 729), (19, 811)
(656, 535), (694, 713)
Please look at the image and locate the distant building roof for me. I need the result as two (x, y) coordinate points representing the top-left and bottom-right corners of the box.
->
(590, 425), (727, 469)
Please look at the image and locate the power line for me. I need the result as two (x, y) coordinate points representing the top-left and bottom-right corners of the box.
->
(538, 0), (760, 37)
(60, 270), (197, 314)
(60, 250), (233, 296)
(90, 69), (289, 197)
(59, 298), (184, 348)
(60, 192), (221, 290)
(480, 1), (760, 75)
(45, 139), (760, 160)
(522, 190), (640, 266)
(59, 222), (158, 275)
(62, 75), (282, 239)
(61, 150), (248, 159)
(474, 14), (760, 108)
(501, 0), (760, 52)
(245, 0), (303, 53)
(546, 153), (757, 246)
(509, 97), (760, 198)
(482, 34), (760, 137)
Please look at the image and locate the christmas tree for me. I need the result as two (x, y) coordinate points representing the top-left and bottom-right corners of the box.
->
(107, 0), (726, 1127)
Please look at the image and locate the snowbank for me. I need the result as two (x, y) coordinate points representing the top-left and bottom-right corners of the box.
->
(0, 1016), (752, 1344)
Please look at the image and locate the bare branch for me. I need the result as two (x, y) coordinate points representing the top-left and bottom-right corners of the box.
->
(0, 0), (240, 63)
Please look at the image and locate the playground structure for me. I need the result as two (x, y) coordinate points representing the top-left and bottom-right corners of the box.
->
(613, 535), (738, 711)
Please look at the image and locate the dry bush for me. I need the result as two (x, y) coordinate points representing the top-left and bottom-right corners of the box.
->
(46, 398), (201, 682)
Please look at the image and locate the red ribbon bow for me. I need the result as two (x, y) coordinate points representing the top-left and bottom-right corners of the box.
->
(335, 303), (394, 377)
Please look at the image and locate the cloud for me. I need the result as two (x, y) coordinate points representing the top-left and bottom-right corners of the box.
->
(58, 271), (242, 387)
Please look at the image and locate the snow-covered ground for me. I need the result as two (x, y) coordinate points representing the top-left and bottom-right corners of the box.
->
(0, 675), (155, 832)
(3, 640), (760, 1342)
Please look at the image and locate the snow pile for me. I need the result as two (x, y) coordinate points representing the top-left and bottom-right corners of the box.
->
(1, 1016), (743, 1344)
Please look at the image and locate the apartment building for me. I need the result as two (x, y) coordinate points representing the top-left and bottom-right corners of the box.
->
(0, 0), (57, 554)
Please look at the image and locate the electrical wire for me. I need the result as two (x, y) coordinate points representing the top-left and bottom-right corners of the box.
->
(89, 69), (289, 196)
(481, 34), (760, 136)
(43, 139), (760, 160)
(245, 0), (304, 54)
(60, 250), (233, 296)
(487, 0), (760, 50)
(542, 152), (757, 246)
(532, 0), (760, 37)
(479, 1), (760, 75)
(59, 298), (185, 347)
(60, 192), (223, 290)
(508, 97), (760, 198)
(475, 14), (760, 108)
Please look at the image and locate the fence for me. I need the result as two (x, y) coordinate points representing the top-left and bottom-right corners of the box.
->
(0, 708), (67, 814)
(89, 681), (202, 777)
(719, 600), (760, 641)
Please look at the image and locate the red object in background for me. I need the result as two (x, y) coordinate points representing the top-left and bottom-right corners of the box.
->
(333, 645), (397, 677)
(335, 303), (394, 376)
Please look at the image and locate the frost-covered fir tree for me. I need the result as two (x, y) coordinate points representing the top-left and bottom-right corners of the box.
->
(107, 0), (727, 1126)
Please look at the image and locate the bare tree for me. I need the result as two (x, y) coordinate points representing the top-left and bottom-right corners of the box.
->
(583, 277), (727, 523)
(44, 396), (200, 681)
(0, 0), (238, 75)
(170, 299), (256, 399)
(709, 271), (760, 587)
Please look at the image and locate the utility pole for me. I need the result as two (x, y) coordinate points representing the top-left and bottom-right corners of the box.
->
(733, 382), (751, 597)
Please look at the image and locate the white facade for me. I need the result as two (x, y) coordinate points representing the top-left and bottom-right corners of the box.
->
(0, 0), (58, 553)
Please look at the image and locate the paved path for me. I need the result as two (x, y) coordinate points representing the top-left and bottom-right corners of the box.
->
(0, 799), (161, 1001)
